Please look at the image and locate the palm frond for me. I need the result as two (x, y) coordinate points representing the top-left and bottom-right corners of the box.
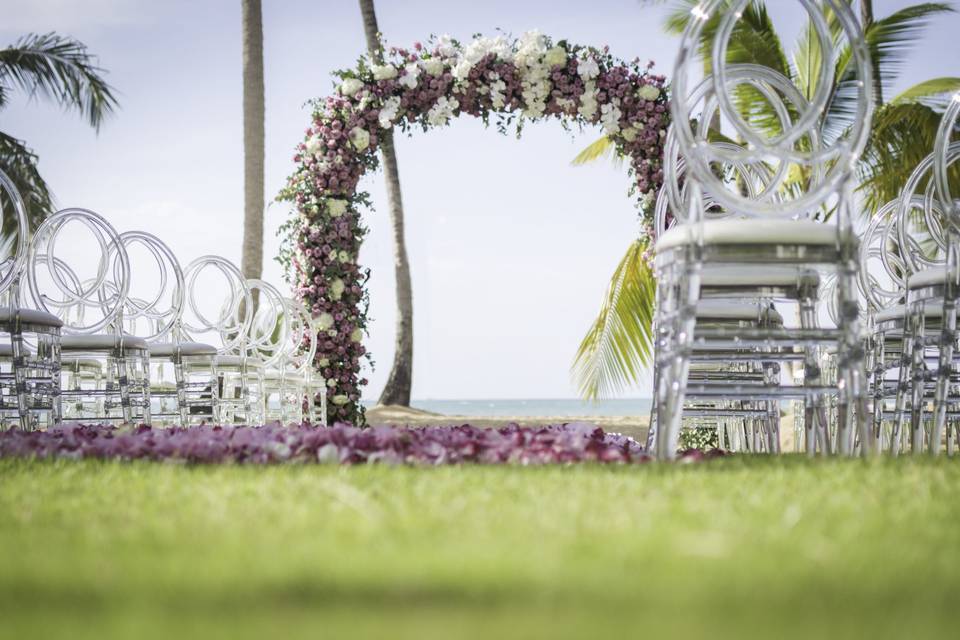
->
(571, 135), (621, 167)
(0, 32), (118, 130)
(572, 240), (656, 400)
(890, 77), (960, 105)
(0, 130), (53, 242)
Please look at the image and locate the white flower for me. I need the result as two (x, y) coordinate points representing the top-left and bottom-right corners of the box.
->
(421, 57), (445, 76)
(332, 395), (349, 406)
(577, 54), (600, 80)
(328, 250), (337, 261)
(330, 278), (346, 300)
(378, 96), (401, 130)
(451, 59), (472, 82)
(327, 329), (337, 337)
(579, 80), (598, 119)
(327, 378), (337, 388)
(371, 64), (398, 80)
(349, 126), (370, 151)
(600, 102), (622, 134)
(399, 62), (420, 89)
(436, 34), (458, 58)
(339, 78), (364, 97)
(638, 84), (660, 101)
(316, 312), (334, 330)
(426, 96), (459, 126)
(304, 135), (323, 156)
(350, 328), (363, 342)
(327, 198), (349, 217)
(622, 128), (637, 142)
(338, 250), (351, 263)
(318, 358), (330, 367)
(544, 45), (567, 67)
(515, 30), (547, 66)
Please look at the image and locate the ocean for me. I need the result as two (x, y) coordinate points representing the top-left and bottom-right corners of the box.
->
(365, 398), (653, 417)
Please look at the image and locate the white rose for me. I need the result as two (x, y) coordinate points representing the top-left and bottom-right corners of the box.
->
(338, 250), (351, 263)
(339, 78), (364, 97)
(371, 64), (398, 80)
(544, 45), (567, 67)
(328, 250), (338, 261)
(349, 127), (370, 151)
(621, 128), (637, 142)
(330, 278), (346, 300)
(350, 328), (363, 342)
(304, 135), (323, 156)
(327, 378), (337, 388)
(421, 58), (444, 76)
(332, 395), (349, 406)
(318, 358), (330, 367)
(452, 59), (472, 82)
(327, 329), (337, 337)
(638, 85), (660, 101)
(316, 312), (334, 330)
(326, 198), (349, 217)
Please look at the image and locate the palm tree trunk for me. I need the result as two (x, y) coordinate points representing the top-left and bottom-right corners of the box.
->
(241, 0), (265, 284)
(860, 0), (883, 106)
(358, 0), (414, 407)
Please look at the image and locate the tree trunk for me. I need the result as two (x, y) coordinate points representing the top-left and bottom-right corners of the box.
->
(358, 0), (414, 407)
(860, 0), (883, 106)
(241, 0), (265, 285)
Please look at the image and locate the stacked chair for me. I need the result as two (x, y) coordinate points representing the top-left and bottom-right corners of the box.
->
(0, 172), (327, 431)
(647, 0), (876, 459)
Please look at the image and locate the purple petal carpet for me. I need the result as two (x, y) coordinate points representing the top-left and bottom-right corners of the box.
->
(0, 422), (724, 465)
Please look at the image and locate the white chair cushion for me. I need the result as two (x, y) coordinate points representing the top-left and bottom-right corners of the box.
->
(0, 307), (64, 328)
(656, 219), (838, 252)
(700, 266), (820, 287)
(61, 334), (149, 351)
(908, 267), (958, 290)
(875, 302), (944, 323)
(148, 341), (218, 357)
(696, 301), (783, 323)
(211, 354), (263, 368)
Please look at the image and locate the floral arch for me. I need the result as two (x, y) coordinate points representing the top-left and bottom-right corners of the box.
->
(279, 31), (669, 424)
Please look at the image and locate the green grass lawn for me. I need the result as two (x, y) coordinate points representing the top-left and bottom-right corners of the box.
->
(1, 456), (958, 639)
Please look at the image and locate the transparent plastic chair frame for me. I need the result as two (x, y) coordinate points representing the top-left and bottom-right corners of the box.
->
(262, 298), (327, 425)
(652, 0), (876, 459)
(0, 170), (62, 430)
(26, 208), (144, 424)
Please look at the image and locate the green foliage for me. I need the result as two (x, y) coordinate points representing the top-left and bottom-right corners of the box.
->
(572, 240), (655, 399)
(679, 425), (720, 451)
(0, 32), (117, 236)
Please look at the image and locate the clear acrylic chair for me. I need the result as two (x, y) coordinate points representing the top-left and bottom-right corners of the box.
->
(262, 297), (327, 425)
(651, 0), (875, 459)
(0, 169), (63, 430)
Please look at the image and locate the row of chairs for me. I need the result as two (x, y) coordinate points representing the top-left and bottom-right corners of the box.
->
(0, 170), (326, 430)
(644, 0), (959, 458)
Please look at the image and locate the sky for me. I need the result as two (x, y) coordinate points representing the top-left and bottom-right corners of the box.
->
(2, 0), (958, 401)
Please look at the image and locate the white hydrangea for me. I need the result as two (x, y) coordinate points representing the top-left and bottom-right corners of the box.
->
(426, 96), (459, 126)
(378, 96), (401, 129)
(514, 30), (547, 67)
(399, 62), (420, 89)
(316, 312), (334, 330)
(330, 278), (346, 301)
(638, 84), (660, 101)
(421, 57), (445, 76)
(349, 126), (370, 151)
(577, 54), (600, 80)
(339, 78), (364, 97)
(622, 128), (637, 142)
(544, 45), (567, 67)
(436, 34), (458, 58)
(371, 64), (398, 80)
(350, 328), (363, 342)
(327, 198), (348, 217)
(600, 101), (622, 134)
(304, 135), (322, 156)
(332, 395), (349, 406)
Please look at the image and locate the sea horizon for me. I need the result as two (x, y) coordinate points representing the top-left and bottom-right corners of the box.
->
(363, 397), (653, 417)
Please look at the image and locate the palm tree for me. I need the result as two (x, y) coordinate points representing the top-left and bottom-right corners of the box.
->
(358, 0), (414, 407)
(573, 0), (960, 400)
(0, 33), (117, 239)
(241, 0), (265, 285)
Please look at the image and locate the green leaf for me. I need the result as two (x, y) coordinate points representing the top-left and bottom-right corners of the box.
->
(572, 240), (656, 400)
(890, 77), (960, 105)
(0, 130), (53, 243)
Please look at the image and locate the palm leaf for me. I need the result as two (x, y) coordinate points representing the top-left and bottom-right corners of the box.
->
(0, 130), (53, 240)
(890, 77), (960, 105)
(571, 135), (620, 166)
(572, 240), (656, 400)
(0, 32), (118, 130)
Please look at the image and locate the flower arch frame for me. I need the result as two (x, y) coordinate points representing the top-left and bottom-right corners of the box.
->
(279, 32), (669, 424)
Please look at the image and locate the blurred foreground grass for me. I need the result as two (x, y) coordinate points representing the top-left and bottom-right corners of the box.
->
(1, 456), (958, 639)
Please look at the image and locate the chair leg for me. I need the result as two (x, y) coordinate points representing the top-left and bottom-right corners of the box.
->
(910, 310), (927, 454)
(930, 300), (957, 455)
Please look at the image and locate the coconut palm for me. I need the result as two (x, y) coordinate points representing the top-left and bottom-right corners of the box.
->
(0, 32), (117, 239)
(573, 0), (960, 400)
(358, 0), (414, 407)
(241, 0), (265, 284)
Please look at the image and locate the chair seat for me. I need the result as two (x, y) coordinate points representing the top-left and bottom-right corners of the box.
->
(908, 267), (958, 289)
(0, 307), (64, 328)
(697, 301), (783, 323)
(700, 266), (820, 287)
(210, 355), (263, 368)
(876, 302), (944, 323)
(148, 341), (218, 357)
(61, 334), (149, 352)
(656, 219), (838, 252)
